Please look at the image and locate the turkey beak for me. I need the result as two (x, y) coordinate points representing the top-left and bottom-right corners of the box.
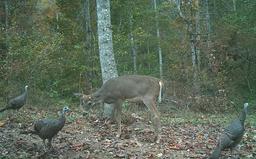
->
(65, 109), (71, 115)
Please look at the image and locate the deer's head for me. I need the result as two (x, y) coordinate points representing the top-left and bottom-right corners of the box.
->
(74, 93), (100, 108)
(81, 94), (95, 106)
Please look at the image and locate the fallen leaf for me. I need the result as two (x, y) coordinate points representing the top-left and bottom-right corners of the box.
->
(156, 153), (163, 157)
(168, 144), (183, 150)
(71, 143), (85, 151)
(0, 121), (6, 127)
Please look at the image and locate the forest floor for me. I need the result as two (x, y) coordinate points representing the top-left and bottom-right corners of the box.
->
(0, 105), (255, 159)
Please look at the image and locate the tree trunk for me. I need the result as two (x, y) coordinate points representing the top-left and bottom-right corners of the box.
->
(84, 0), (93, 90)
(4, 0), (9, 49)
(232, 0), (236, 12)
(147, 39), (151, 71)
(205, 0), (213, 70)
(205, 0), (211, 49)
(56, 12), (59, 31)
(195, 1), (200, 70)
(193, 0), (200, 94)
(4, 0), (10, 87)
(129, 14), (137, 74)
(153, 0), (163, 80)
(189, 22), (199, 93)
(96, 0), (118, 117)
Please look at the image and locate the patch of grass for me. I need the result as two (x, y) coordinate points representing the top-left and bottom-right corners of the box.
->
(161, 110), (255, 127)
(66, 112), (81, 123)
(0, 111), (9, 121)
(247, 114), (256, 126)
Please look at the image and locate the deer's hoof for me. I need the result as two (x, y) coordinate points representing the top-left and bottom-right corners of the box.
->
(155, 136), (161, 143)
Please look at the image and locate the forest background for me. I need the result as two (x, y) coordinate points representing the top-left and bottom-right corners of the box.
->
(0, 0), (256, 113)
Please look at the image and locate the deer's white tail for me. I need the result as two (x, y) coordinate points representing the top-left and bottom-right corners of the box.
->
(158, 80), (163, 103)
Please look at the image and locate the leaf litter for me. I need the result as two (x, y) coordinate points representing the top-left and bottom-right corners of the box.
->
(0, 107), (255, 159)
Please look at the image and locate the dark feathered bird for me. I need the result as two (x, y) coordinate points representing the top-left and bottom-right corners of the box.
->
(0, 85), (28, 112)
(31, 106), (70, 151)
(209, 103), (248, 159)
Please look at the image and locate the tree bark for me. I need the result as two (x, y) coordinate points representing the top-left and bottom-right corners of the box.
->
(4, 0), (10, 87)
(193, 0), (200, 93)
(195, 1), (200, 70)
(147, 39), (151, 71)
(232, 0), (236, 12)
(84, 0), (94, 90)
(56, 12), (59, 31)
(153, 0), (163, 80)
(4, 0), (9, 49)
(96, 0), (118, 117)
(204, 0), (213, 70)
(129, 14), (137, 74)
(84, 0), (92, 51)
(205, 0), (211, 49)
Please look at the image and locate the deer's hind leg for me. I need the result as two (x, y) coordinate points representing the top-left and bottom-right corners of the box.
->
(142, 96), (161, 143)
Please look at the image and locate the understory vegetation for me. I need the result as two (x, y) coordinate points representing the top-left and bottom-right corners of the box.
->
(0, 0), (256, 112)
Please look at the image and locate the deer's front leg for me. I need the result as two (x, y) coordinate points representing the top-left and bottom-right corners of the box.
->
(113, 100), (123, 138)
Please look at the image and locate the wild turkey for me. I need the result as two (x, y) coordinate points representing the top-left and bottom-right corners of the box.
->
(30, 106), (70, 151)
(209, 103), (248, 159)
(0, 85), (28, 112)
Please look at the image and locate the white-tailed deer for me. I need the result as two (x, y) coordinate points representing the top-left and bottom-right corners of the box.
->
(75, 75), (163, 143)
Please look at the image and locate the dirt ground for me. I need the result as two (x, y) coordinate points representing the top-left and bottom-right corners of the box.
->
(0, 106), (255, 159)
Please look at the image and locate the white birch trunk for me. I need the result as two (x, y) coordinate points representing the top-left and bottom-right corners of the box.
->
(96, 0), (118, 117)
(153, 0), (163, 80)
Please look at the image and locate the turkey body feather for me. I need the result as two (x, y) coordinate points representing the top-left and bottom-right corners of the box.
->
(0, 85), (28, 112)
(29, 106), (70, 151)
(209, 103), (248, 159)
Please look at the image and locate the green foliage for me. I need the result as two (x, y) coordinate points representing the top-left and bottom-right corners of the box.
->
(0, 0), (255, 112)
(211, 0), (256, 104)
